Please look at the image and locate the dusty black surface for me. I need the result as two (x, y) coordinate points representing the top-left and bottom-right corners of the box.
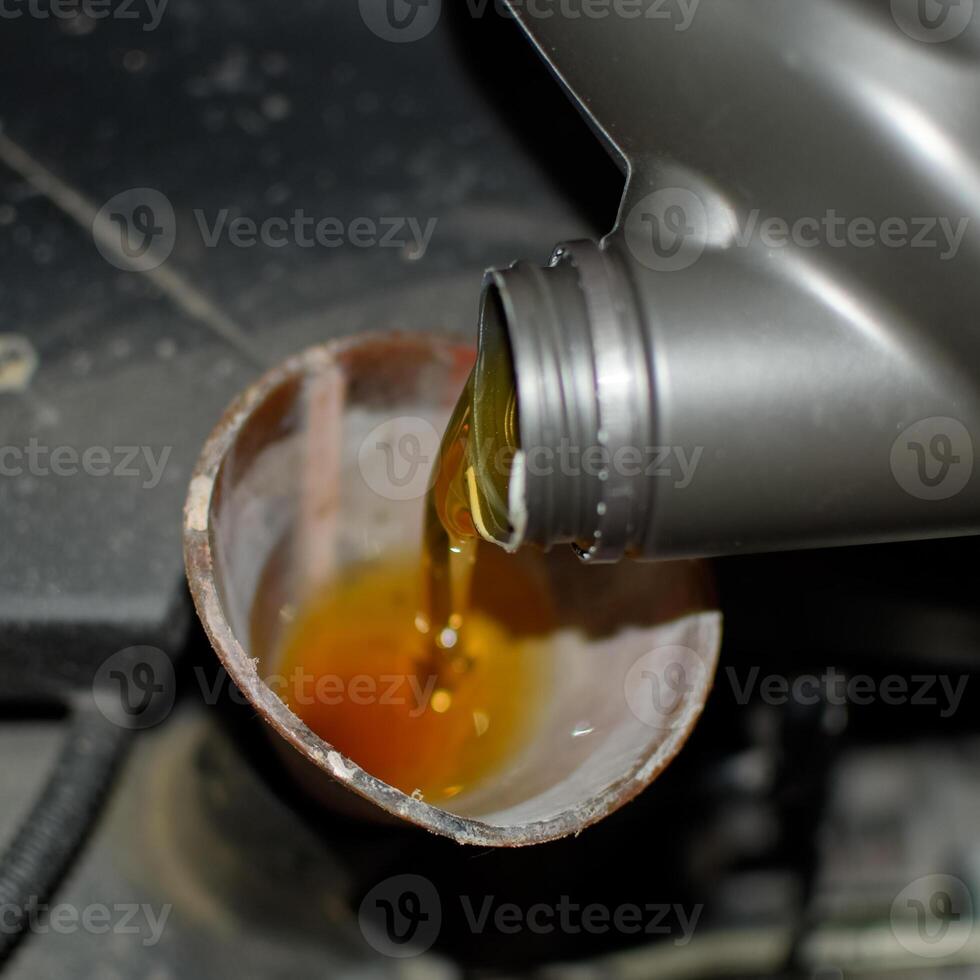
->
(3, 3), (980, 979)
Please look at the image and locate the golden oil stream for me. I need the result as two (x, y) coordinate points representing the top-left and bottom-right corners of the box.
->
(274, 341), (540, 805)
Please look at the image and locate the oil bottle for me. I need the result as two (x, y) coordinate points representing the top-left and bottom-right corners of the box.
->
(448, 1), (980, 562)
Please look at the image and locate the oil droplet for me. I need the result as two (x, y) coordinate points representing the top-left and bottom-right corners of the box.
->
(430, 689), (452, 714)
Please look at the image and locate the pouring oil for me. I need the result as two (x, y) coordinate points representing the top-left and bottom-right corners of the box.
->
(274, 337), (543, 805)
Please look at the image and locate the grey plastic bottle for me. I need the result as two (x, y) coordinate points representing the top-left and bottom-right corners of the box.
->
(476, 0), (980, 562)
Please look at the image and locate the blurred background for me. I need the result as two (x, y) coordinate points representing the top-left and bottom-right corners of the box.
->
(2, 1), (980, 977)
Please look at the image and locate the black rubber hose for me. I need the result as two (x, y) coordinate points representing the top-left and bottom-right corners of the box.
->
(0, 699), (131, 966)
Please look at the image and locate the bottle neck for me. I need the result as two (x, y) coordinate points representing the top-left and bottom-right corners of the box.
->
(473, 239), (653, 562)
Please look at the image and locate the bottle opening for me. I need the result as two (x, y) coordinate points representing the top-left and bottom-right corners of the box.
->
(470, 281), (525, 551)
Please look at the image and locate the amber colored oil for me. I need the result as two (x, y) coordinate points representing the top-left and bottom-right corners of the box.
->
(274, 339), (530, 805)
(275, 545), (553, 804)
(419, 327), (521, 668)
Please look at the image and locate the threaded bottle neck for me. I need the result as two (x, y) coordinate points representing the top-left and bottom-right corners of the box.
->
(473, 239), (653, 562)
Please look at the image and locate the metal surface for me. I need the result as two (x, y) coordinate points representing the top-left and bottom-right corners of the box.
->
(487, 0), (980, 560)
